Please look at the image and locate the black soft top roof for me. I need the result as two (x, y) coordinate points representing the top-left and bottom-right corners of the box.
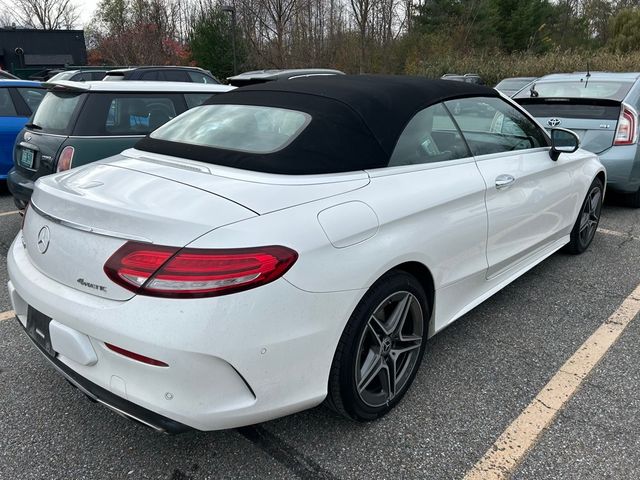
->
(136, 75), (499, 175)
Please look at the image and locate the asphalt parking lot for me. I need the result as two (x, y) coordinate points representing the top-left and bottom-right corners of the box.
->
(1, 187), (639, 480)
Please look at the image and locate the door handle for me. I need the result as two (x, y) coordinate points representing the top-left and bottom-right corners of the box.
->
(495, 174), (515, 190)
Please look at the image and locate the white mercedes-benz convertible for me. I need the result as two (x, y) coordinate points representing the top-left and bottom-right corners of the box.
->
(7, 75), (605, 432)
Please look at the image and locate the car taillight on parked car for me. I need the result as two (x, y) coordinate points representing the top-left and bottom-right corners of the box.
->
(614, 105), (638, 146)
(104, 242), (298, 298)
(56, 146), (75, 172)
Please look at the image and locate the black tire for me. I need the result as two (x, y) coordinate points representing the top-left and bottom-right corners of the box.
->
(325, 270), (429, 421)
(565, 177), (604, 254)
(627, 187), (640, 208)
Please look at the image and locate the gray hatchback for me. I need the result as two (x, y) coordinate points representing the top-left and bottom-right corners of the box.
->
(514, 72), (640, 206)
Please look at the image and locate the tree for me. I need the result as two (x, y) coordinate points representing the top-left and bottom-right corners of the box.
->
(190, 8), (246, 79)
(89, 0), (191, 65)
(0, 0), (80, 29)
(609, 8), (640, 53)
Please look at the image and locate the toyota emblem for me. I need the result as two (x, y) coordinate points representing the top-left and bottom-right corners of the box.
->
(547, 118), (561, 127)
(37, 226), (50, 254)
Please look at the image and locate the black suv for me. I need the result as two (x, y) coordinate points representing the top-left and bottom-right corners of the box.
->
(103, 66), (219, 84)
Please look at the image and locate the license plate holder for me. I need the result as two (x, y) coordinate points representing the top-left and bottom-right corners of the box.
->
(19, 148), (35, 169)
(25, 307), (55, 357)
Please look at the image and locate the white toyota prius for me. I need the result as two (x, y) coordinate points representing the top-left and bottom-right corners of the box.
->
(7, 75), (605, 432)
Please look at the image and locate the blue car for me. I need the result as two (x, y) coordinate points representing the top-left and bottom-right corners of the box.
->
(514, 72), (640, 206)
(0, 80), (46, 183)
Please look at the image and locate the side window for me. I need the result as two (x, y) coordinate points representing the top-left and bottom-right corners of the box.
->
(16, 88), (45, 113)
(187, 71), (214, 83)
(105, 96), (177, 134)
(0, 88), (17, 116)
(140, 71), (160, 81)
(445, 97), (549, 156)
(389, 103), (470, 167)
(185, 93), (215, 109)
(163, 70), (189, 82)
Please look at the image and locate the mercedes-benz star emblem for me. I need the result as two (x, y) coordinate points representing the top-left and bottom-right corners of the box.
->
(37, 226), (50, 254)
(547, 118), (561, 127)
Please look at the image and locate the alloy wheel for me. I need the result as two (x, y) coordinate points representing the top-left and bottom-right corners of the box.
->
(355, 291), (424, 408)
(579, 185), (602, 247)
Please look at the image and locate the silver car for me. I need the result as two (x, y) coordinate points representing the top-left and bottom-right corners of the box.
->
(514, 72), (640, 206)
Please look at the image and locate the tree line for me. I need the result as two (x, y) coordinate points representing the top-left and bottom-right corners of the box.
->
(4, 0), (640, 81)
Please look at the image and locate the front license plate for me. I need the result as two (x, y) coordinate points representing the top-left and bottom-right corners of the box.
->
(19, 148), (35, 169)
(25, 307), (55, 357)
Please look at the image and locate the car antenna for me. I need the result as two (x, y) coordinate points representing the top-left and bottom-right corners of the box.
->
(530, 82), (539, 97)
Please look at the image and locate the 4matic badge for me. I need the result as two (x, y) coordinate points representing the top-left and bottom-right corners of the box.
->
(77, 278), (107, 292)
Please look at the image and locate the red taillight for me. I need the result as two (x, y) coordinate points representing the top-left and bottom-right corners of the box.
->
(104, 242), (298, 298)
(105, 343), (168, 367)
(614, 106), (638, 146)
(56, 146), (75, 172)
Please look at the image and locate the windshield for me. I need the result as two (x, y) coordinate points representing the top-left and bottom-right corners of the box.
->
(150, 104), (311, 154)
(496, 79), (534, 90)
(32, 91), (84, 134)
(48, 71), (74, 82)
(515, 80), (634, 101)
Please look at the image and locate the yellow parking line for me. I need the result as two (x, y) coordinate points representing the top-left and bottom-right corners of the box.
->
(598, 227), (637, 240)
(464, 282), (640, 480)
(0, 310), (16, 322)
(0, 210), (19, 217)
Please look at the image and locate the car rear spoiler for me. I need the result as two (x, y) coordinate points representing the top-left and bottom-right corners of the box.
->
(515, 97), (622, 108)
(42, 80), (90, 92)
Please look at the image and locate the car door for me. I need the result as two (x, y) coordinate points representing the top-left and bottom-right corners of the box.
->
(366, 102), (490, 331)
(0, 87), (29, 177)
(447, 96), (581, 279)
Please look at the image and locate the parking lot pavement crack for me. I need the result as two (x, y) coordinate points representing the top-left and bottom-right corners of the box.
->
(237, 425), (340, 480)
(535, 398), (556, 412)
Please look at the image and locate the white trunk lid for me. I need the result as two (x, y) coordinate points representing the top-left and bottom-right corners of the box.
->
(24, 163), (257, 300)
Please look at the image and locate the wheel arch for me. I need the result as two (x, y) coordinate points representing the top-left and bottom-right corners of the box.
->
(595, 170), (606, 191)
(387, 261), (436, 334)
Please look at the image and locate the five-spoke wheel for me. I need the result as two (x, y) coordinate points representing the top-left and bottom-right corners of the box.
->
(566, 177), (604, 254)
(326, 271), (429, 421)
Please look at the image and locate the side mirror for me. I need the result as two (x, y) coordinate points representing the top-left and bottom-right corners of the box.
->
(549, 128), (579, 161)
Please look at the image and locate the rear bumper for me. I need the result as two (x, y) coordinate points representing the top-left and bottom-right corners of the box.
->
(598, 145), (640, 193)
(7, 232), (361, 431)
(21, 320), (191, 434)
(7, 167), (33, 207)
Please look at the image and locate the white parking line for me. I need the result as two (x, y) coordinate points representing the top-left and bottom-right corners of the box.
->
(0, 310), (16, 322)
(464, 282), (640, 480)
(0, 210), (19, 217)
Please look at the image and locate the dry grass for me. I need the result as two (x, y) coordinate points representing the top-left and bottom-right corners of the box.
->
(404, 50), (640, 85)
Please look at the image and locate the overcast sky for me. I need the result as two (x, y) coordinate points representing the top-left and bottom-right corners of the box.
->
(78, 0), (100, 25)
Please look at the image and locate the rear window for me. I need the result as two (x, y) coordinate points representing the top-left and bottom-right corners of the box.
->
(32, 91), (85, 134)
(496, 79), (533, 91)
(520, 101), (621, 120)
(74, 93), (182, 136)
(149, 104), (311, 154)
(515, 81), (633, 101)
(184, 93), (215, 108)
